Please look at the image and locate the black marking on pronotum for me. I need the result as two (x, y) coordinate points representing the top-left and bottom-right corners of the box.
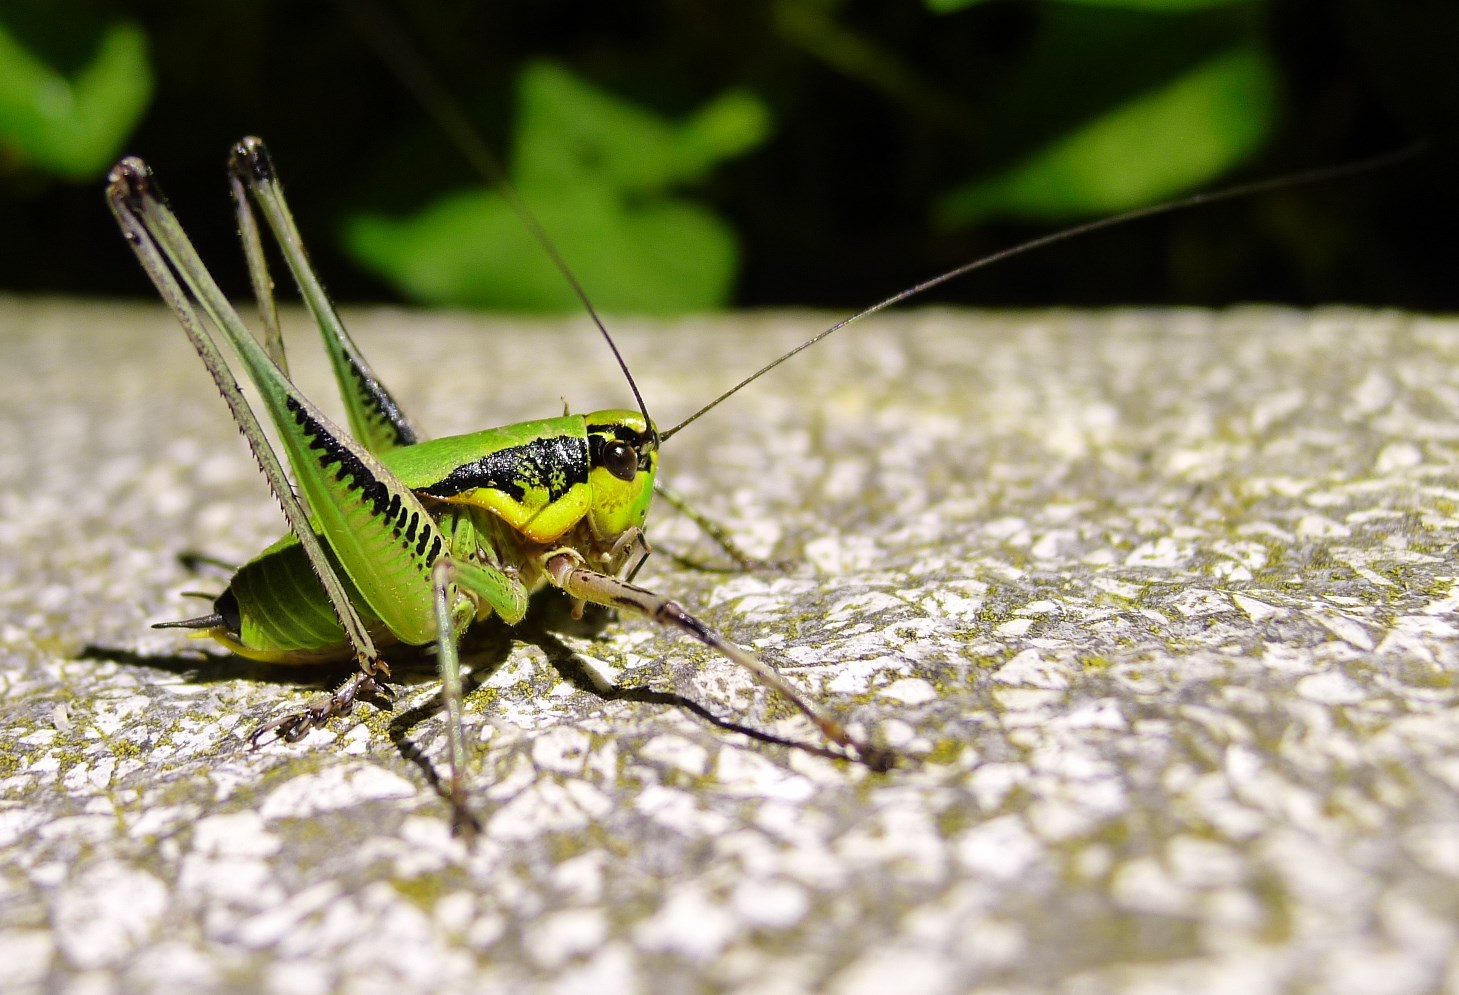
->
(285, 395), (442, 568)
(422, 433), (589, 503)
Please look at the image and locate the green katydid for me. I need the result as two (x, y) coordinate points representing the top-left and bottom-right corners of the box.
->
(107, 138), (898, 836)
(109, 134), (1408, 837)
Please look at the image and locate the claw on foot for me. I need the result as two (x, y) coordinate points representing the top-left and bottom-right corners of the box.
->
(450, 790), (482, 843)
(855, 742), (899, 773)
(247, 672), (384, 749)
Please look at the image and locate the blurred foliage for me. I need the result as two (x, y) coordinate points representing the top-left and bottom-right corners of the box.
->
(344, 63), (770, 313)
(0, 0), (1452, 311)
(0, 16), (152, 180)
(937, 45), (1277, 224)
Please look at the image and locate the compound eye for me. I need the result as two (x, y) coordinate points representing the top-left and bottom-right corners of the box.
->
(602, 440), (638, 482)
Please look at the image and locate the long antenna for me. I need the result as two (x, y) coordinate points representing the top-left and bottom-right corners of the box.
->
(658, 142), (1425, 442)
(337, 0), (655, 432)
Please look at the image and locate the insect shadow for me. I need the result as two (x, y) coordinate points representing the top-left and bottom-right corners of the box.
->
(77, 642), (354, 690)
(81, 583), (852, 812)
(386, 587), (863, 799)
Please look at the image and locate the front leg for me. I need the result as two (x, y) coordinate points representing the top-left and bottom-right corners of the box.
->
(543, 551), (895, 772)
(431, 555), (532, 839)
(653, 483), (793, 573)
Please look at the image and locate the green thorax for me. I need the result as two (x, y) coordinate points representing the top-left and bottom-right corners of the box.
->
(381, 409), (657, 544)
(216, 409), (659, 661)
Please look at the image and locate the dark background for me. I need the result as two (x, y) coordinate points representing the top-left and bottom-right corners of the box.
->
(2, 0), (1455, 313)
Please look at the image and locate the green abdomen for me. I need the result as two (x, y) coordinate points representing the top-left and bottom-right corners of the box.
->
(218, 533), (389, 663)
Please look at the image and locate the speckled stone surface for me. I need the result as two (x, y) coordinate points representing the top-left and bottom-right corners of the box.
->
(3, 298), (1459, 994)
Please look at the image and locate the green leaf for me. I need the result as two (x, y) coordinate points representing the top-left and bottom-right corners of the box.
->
(0, 20), (153, 180)
(346, 182), (738, 313)
(937, 45), (1278, 226)
(514, 62), (769, 194)
(344, 61), (770, 314)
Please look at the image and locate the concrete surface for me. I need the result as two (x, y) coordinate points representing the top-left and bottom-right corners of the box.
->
(3, 297), (1459, 994)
